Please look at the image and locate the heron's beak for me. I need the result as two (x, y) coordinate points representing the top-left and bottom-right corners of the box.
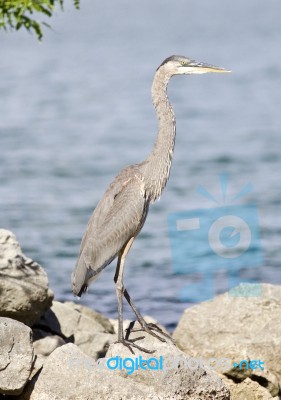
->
(192, 61), (231, 73)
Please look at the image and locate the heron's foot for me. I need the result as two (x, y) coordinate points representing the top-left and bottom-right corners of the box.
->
(128, 321), (175, 344)
(116, 336), (155, 355)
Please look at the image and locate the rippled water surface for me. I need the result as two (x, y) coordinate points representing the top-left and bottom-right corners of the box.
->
(1, 0), (281, 329)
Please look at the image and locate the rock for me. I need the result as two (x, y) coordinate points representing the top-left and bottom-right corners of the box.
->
(223, 376), (277, 400)
(65, 301), (114, 334)
(33, 330), (66, 357)
(27, 343), (150, 400)
(173, 283), (281, 398)
(106, 325), (230, 399)
(37, 300), (116, 359)
(0, 317), (34, 395)
(109, 317), (132, 334)
(0, 229), (54, 326)
(28, 330), (230, 400)
(26, 331), (67, 381)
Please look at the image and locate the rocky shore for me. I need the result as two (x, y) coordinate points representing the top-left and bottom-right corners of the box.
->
(0, 229), (280, 399)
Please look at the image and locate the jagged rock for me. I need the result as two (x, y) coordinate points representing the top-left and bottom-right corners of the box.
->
(0, 317), (34, 395)
(223, 360), (280, 397)
(27, 331), (230, 400)
(37, 300), (116, 359)
(0, 229), (53, 326)
(223, 376), (277, 400)
(173, 283), (281, 398)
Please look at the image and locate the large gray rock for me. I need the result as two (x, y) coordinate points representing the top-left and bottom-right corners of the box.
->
(37, 300), (115, 359)
(106, 327), (230, 400)
(0, 229), (53, 326)
(28, 331), (230, 400)
(0, 317), (34, 395)
(173, 283), (281, 399)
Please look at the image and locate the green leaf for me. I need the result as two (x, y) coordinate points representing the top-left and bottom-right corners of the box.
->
(0, 0), (81, 40)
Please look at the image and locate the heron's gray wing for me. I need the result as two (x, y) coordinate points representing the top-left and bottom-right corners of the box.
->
(78, 166), (144, 254)
(86, 175), (147, 266)
(72, 171), (148, 294)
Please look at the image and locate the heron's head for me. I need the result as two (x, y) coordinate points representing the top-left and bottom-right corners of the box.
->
(158, 55), (231, 76)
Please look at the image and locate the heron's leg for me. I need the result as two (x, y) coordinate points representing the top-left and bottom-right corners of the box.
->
(114, 237), (155, 354)
(114, 239), (172, 345)
(122, 287), (173, 342)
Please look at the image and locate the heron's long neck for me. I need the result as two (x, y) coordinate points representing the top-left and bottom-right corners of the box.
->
(141, 67), (175, 201)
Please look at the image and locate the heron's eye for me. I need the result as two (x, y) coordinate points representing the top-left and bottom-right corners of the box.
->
(181, 61), (187, 66)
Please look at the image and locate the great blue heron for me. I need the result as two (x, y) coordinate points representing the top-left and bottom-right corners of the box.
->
(72, 55), (230, 353)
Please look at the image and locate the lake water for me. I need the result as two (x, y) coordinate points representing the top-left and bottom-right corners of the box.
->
(1, 0), (281, 330)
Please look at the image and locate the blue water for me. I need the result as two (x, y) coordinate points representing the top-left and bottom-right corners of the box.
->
(1, 0), (281, 329)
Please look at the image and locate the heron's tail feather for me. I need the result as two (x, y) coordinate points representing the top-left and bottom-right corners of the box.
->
(71, 255), (92, 297)
(72, 247), (113, 297)
(76, 283), (88, 298)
